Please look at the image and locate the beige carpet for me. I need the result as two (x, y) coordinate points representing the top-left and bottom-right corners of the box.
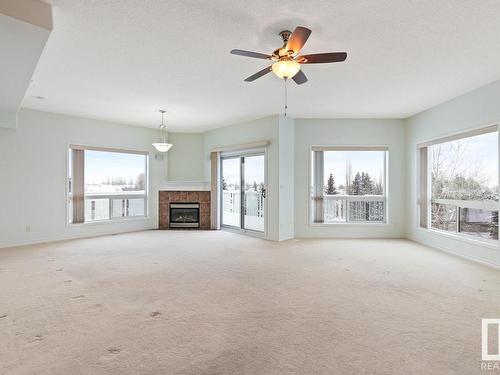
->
(0, 231), (499, 374)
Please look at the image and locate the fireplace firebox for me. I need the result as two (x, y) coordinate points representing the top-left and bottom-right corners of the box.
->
(169, 203), (200, 228)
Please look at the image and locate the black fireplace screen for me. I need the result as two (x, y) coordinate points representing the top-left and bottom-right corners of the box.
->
(170, 203), (200, 228)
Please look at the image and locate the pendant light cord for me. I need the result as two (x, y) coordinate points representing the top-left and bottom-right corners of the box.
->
(160, 110), (167, 143)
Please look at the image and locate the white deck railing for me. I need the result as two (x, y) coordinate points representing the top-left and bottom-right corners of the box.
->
(222, 190), (264, 217)
(69, 192), (147, 222)
(430, 198), (499, 239)
(322, 195), (386, 223)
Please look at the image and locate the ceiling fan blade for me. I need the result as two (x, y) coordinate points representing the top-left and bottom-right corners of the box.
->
(298, 52), (347, 64)
(292, 70), (308, 85)
(244, 66), (272, 82)
(286, 26), (312, 54)
(231, 49), (271, 59)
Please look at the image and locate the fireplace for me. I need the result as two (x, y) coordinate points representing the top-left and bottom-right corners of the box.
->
(169, 202), (200, 228)
(159, 191), (210, 230)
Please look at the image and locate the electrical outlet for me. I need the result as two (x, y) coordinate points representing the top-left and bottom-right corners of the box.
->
(25, 225), (31, 233)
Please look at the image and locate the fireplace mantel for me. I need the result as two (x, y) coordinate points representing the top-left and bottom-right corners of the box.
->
(159, 181), (210, 191)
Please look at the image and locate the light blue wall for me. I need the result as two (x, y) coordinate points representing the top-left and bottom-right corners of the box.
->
(294, 119), (407, 238)
(203, 116), (280, 240)
(278, 115), (295, 240)
(406, 79), (500, 267)
(167, 132), (204, 181)
(0, 109), (166, 248)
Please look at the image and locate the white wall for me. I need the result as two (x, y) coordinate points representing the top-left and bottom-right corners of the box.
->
(294, 119), (407, 238)
(0, 8), (51, 129)
(406, 79), (500, 267)
(167, 132), (204, 181)
(0, 108), (167, 248)
(203, 116), (280, 241)
(278, 115), (295, 240)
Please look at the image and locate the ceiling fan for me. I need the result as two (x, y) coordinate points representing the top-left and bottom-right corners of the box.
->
(230, 26), (347, 85)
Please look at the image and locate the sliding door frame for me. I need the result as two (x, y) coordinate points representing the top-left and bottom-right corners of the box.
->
(220, 155), (242, 230)
(220, 148), (268, 238)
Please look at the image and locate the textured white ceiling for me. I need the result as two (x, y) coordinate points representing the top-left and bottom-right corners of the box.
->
(23, 0), (500, 132)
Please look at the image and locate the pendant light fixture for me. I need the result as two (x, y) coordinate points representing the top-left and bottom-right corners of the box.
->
(152, 110), (173, 153)
(271, 58), (301, 80)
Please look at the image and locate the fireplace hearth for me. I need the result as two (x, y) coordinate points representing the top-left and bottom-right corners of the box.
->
(169, 202), (200, 228)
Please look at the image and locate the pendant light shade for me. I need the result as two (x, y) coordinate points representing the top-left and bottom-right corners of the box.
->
(152, 142), (173, 153)
(153, 110), (173, 153)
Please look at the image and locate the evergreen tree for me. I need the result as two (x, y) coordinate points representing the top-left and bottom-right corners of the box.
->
(361, 173), (374, 195)
(324, 173), (337, 195)
(253, 181), (258, 191)
(351, 172), (362, 195)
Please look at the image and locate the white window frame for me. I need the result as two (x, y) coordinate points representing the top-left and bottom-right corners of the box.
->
(309, 145), (389, 226)
(66, 144), (150, 226)
(417, 124), (499, 245)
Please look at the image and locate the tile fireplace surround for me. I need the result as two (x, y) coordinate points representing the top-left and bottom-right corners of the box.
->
(159, 191), (211, 229)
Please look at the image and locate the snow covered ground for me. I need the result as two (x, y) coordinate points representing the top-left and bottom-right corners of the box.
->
(222, 212), (264, 232)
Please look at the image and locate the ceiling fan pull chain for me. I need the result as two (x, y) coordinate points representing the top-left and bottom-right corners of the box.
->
(284, 77), (288, 117)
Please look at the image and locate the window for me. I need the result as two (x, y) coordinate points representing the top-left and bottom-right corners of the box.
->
(68, 146), (148, 224)
(418, 126), (499, 242)
(311, 147), (388, 224)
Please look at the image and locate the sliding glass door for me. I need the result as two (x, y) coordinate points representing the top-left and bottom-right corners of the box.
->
(221, 152), (266, 234)
(243, 155), (265, 232)
(221, 157), (241, 228)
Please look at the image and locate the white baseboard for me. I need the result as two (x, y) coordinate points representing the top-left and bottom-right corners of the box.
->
(405, 230), (500, 270)
(0, 225), (157, 249)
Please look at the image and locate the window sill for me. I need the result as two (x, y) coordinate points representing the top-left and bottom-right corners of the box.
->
(416, 227), (499, 250)
(67, 216), (151, 227)
(310, 222), (389, 227)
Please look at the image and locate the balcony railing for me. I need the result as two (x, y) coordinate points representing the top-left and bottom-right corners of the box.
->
(69, 192), (147, 223)
(222, 190), (264, 217)
(314, 195), (386, 223)
(430, 198), (498, 240)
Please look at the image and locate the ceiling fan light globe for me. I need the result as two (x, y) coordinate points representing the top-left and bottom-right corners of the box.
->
(272, 60), (300, 79)
(152, 143), (173, 153)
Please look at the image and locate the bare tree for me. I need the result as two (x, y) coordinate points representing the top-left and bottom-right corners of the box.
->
(431, 139), (498, 234)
